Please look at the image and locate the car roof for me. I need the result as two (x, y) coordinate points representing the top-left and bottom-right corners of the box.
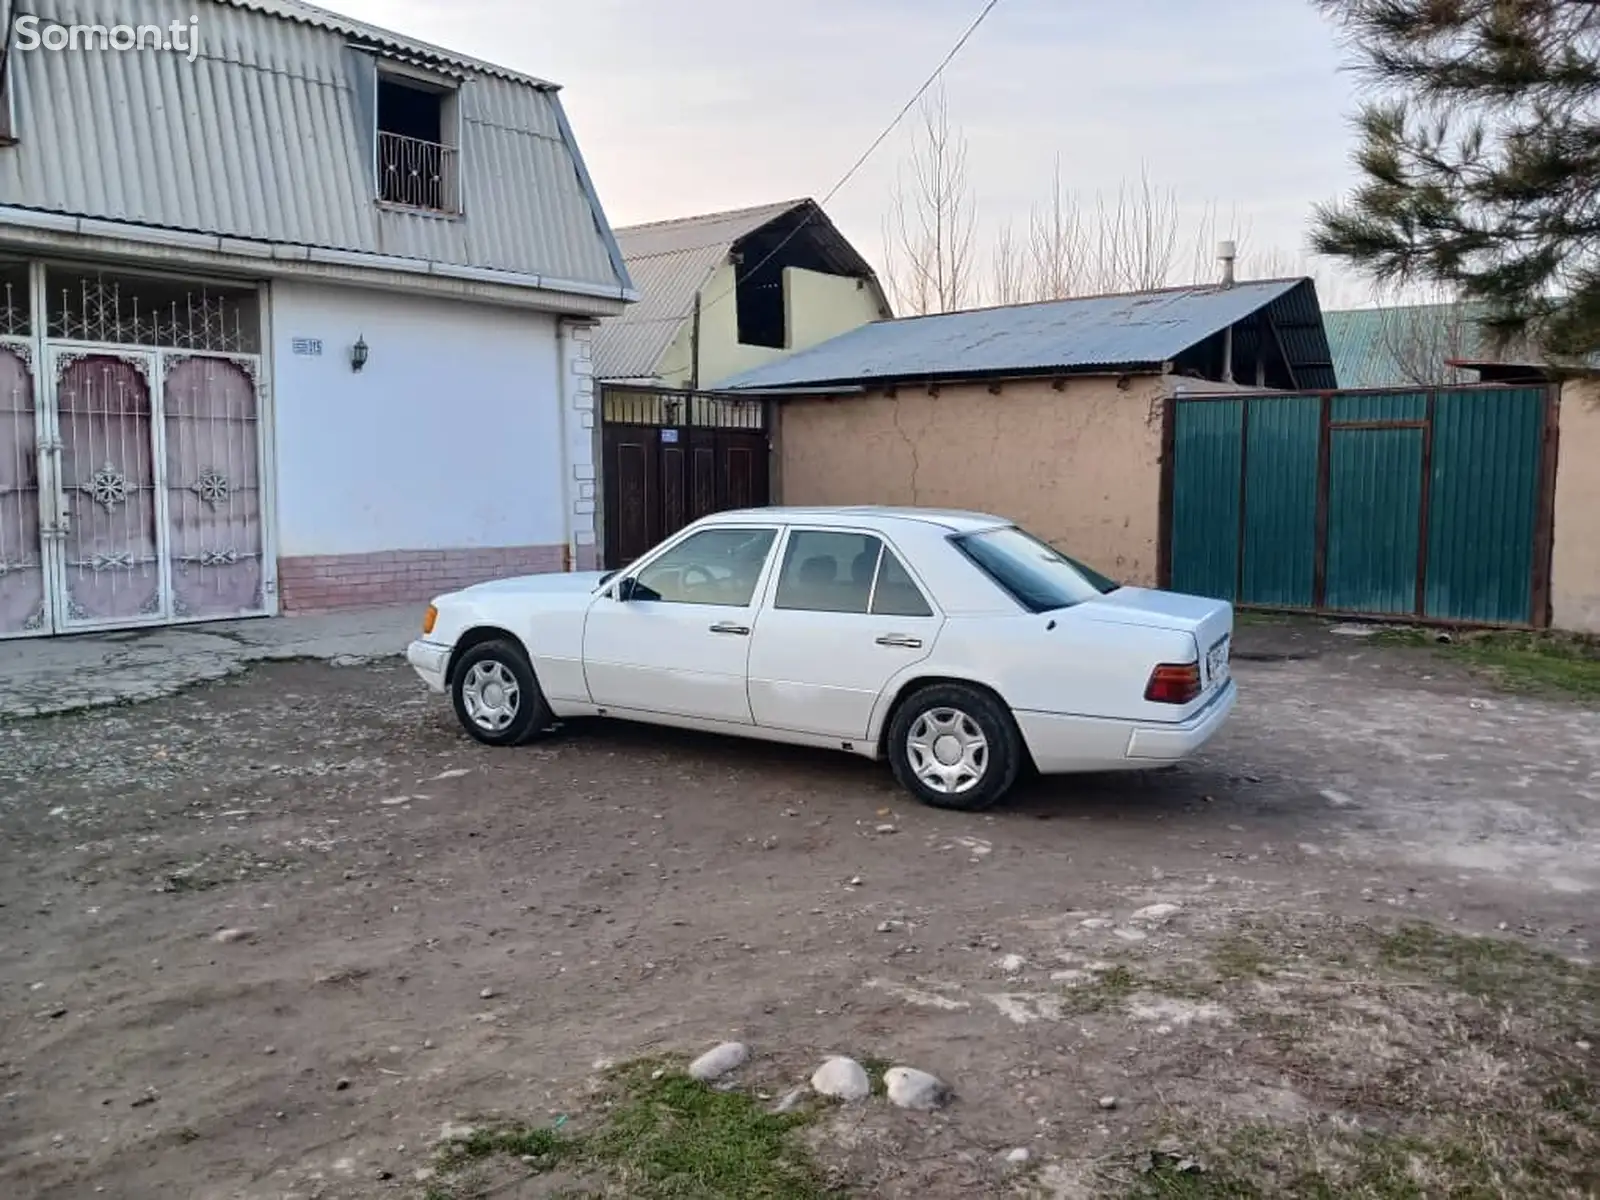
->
(695, 505), (1012, 535)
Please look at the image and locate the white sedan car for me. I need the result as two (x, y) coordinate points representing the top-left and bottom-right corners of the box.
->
(406, 507), (1236, 811)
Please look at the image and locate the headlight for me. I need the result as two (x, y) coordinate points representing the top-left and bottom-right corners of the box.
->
(422, 604), (438, 635)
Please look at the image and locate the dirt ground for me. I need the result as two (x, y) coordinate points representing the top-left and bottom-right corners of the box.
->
(1, 623), (1596, 1198)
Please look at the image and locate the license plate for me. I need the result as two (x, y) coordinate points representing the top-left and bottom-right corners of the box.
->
(1206, 636), (1230, 686)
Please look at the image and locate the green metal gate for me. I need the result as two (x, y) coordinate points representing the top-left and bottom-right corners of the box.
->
(1165, 386), (1557, 626)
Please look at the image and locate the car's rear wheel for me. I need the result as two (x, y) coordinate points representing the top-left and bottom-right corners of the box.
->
(450, 638), (553, 747)
(887, 683), (1022, 811)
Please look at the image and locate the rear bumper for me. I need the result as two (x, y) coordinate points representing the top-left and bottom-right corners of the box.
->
(1125, 679), (1237, 761)
(1015, 679), (1237, 774)
(407, 639), (451, 693)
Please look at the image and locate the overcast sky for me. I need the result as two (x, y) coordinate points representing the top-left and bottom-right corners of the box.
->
(326, 0), (1376, 307)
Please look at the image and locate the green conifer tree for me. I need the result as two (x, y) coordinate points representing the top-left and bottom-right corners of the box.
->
(1313, 0), (1600, 361)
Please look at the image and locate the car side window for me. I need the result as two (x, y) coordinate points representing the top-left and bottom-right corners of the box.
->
(773, 530), (883, 614)
(871, 549), (935, 617)
(629, 528), (777, 607)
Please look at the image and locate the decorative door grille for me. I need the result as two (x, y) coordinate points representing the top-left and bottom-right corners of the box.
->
(0, 339), (44, 636)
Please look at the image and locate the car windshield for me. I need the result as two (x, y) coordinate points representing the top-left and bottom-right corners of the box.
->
(953, 525), (1120, 613)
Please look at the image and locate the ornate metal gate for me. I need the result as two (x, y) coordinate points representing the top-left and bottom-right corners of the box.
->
(0, 337), (44, 635)
(0, 265), (270, 638)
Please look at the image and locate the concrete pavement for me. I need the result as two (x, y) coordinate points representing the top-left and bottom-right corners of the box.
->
(0, 606), (422, 719)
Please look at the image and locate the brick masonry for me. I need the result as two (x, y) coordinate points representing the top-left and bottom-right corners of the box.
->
(277, 544), (567, 613)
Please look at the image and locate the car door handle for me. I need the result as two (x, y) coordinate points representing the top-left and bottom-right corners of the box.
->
(709, 622), (750, 636)
(876, 633), (923, 649)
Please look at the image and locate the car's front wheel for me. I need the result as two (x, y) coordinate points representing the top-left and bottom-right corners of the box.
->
(450, 638), (553, 747)
(887, 683), (1022, 811)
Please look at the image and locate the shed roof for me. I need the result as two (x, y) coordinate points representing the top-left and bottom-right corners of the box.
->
(717, 278), (1334, 391)
(593, 199), (882, 380)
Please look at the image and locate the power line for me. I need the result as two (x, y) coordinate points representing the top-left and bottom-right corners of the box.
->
(657, 0), (1005, 376)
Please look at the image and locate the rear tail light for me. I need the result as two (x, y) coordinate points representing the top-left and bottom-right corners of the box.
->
(1145, 662), (1201, 705)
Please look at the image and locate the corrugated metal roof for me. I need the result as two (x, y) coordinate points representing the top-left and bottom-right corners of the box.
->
(222, 0), (556, 87)
(593, 201), (811, 380)
(593, 199), (886, 380)
(719, 279), (1332, 390)
(0, 0), (629, 298)
(1322, 304), (1491, 388)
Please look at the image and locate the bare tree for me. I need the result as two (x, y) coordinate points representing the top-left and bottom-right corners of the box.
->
(1370, 284), (1485, 385)
(1083, 167), (1180, 293)
(988, 219), (1029, 306)
(883, 86), (978, 315)
(880, 89), (1341, 312)
(1027, 156), (1085, 300)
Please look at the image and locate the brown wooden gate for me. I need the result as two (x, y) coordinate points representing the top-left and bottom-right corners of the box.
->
(600, 385), (771, 567)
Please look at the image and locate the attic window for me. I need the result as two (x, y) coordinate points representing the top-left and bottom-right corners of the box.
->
(735, 253), (786, 349)
(376, 71), (460, 213)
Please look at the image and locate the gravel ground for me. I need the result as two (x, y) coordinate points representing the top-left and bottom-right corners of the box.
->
(0, 625), (1595, 1198)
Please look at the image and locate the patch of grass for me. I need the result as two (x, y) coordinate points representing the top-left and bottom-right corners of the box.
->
(1375, 922), (1599, 1009)
(1119, 1121), (1600, 1199)
(589, 1062), (835, 1197)
(1373, 627), (1600, 699)
(858, 1055), (891, 1097)
(1123, 917), (1600, 1199)
(1210, 936), (1273, 981)
(1060, 964), (1145, 1014)
(430, 1059), (839, 1200)
(437, 1124), (570, 1171)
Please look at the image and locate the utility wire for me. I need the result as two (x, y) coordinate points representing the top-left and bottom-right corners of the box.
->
(656, 0), (1005, 376)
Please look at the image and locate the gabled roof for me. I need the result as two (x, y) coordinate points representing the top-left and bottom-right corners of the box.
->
(0, 0), (631, 305)
(593, 199), (882, 380)
(718, 278), (1334, 391)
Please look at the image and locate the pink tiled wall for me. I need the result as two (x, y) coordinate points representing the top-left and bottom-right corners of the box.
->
(278, 544), (567, 612)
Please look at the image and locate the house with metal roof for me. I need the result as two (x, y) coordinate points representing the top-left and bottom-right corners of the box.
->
(719, 277), (1333, 393)
(699, 272), (1333, 590)
(0, 0), (632, 638)
(1321, 304), (1491, 388)
(593, 199), (890, 388)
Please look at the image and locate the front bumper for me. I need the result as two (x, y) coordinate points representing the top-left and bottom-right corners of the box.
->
(407, 639), (451, 693)
(1125, 678), (1237, 761)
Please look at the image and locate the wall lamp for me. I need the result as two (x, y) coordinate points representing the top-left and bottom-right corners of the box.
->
(351, 335), (369, 373)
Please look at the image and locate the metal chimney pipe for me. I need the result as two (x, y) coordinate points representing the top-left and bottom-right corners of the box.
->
(1218, 241), (1238, 383)
(1218, 240), (1237, 289)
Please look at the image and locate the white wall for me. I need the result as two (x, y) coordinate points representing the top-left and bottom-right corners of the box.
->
(271, 280), (567, 556)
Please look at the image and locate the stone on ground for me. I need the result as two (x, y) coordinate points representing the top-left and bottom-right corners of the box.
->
(884, 1066), (949, 1110)
(1129, 903), (1182, 925)
(688, 1041), (750, 1082)
(810, 1056), (871, 1102)
(772, 1085), (810, 1114)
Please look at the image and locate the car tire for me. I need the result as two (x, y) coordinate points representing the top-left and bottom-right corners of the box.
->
(450, 638), (553, 747)
(887, 682), (1022, 811)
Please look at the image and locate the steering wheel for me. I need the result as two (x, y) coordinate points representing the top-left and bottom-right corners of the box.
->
(680, 564), (715, 591)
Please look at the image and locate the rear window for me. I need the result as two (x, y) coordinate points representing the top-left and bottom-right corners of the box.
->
(953, 526), (1119, 613)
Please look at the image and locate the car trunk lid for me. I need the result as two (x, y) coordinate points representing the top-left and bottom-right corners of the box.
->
(1082, 588), (1233, 691)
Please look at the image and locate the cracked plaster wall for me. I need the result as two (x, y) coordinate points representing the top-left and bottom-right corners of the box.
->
(775, 375), (1167, 586)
